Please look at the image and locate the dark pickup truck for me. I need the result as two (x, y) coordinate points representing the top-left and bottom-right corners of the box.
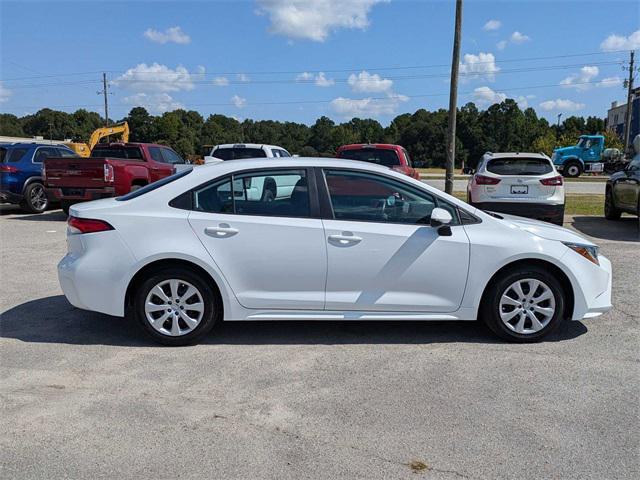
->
(44, 143), (186, 213)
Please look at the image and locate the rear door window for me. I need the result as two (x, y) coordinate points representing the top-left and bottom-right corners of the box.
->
(486, 158), (553, 175)
(337, 148), (401, 167)
(56, 148), (78, 157)
(91, 146), (143, 160)
(161, 148), (185, 165)
(33, 147), (59, 163)
(148, 147), (164, 162)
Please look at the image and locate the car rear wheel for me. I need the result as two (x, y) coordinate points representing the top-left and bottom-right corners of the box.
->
(563, 161), (582, 178)
(604, 188), (621, 220)
(60, 201), (74, 215)
(481, 265), (565, 342)
(20, 182), (48, 214)
(134, 267), (219, 346)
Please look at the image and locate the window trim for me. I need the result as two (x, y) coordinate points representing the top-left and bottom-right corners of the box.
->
(32, 146), (59, 164)
(317, 167), (466, 226)
(176, 166), (321, 219)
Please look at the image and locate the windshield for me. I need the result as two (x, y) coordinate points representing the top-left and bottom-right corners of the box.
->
(486, 158), (553, 176)
(0, 147), (28, 163)
(91, 146), (143, 159)
(212, 148), (267, 160)
(337, 148), (401, 167)
(116, 168), (193, 201)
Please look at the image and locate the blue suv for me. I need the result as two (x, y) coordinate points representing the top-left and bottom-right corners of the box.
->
(0, 143), (78, 213)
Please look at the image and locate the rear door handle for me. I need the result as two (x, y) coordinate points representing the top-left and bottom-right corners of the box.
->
(205, 224), (238, 237)
(328, 233), (362, 245)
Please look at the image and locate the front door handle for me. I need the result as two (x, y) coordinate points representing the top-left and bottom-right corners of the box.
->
(328, 233), (362, 245)
(205, 224), (239, 237)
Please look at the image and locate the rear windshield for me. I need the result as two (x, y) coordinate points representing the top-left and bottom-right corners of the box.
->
(0, 147), (28, 163)
(116, 168), (193, 201)
(212, 148), (268, 160)
(91, 146), (143, 160)
(337, 148), (401, 167)
(486, 158), (553, 175)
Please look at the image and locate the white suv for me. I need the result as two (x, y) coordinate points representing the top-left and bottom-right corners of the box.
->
(206, 143), (291, 162)
(466, 152), (565, 225)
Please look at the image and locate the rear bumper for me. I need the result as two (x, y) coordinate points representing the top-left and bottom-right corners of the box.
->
(46, 187), (115, 202)
(471, 201), (565, 224)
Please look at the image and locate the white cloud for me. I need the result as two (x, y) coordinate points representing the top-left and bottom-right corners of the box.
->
(598, 76), (623, 88)
(231, 95), (247, 108)
(213, 76), (229, 86)
(539, 99), (585, 112)
(330, 93), (408, 118)
(600, 30), (640, 51)
(496, 40), (507, 50)
(255, 0), (387, 42)
(237, 73), (250, 82)
(296, 71), (335, 87)
(560, 65), (599, 91)
(123, 93), (183, 114)
(510, 31), (531, 44)
(473, 86), (506, 106)
(112, 63), (200, 92)
(459, 52), (500, 81)
(0, 82), (11, 103)
(514, 94), (536, 109)
(483, 19), (501, 31)
(143, 26), (191, 45)
(347, 71), (393, 93)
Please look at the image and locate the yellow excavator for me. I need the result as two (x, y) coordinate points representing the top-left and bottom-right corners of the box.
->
(65, 122), (130, 157)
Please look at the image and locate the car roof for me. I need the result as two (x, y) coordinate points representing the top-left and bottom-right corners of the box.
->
(0, 142), (69, 149)
(213, 143), (287, 150)
(97, 142), (167, 148)
(484, 152), (550, 160)
(337, 143), (401, 150)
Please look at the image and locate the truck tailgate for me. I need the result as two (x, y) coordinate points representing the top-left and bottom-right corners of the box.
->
(44, 157), (107, 188)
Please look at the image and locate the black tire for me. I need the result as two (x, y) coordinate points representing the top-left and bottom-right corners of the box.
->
(20, 182), (49, 214)
(604, 187), (621, 220)
(130, 184), (145, 192)
(133, 267), (220, 346)
(480, 265), (566, 343)
(60, 201), (73, 215)
(562, 161), (582, 178)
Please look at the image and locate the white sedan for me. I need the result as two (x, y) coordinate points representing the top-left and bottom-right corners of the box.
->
(58, 158), (612, 345)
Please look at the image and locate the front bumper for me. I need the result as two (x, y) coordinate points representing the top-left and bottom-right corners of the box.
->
(472, 201), (565, 224)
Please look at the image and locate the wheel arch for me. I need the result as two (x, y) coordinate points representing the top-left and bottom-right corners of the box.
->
(21, 175), (43, 192)
(125, 258), (224, 318)
(479, 258), (575, 320)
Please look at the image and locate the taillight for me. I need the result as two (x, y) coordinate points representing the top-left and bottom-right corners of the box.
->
(540, 175), (563, 186)
(67, 216), (114, 234)
(104, 164), (115, 183)
(0, 164), (19, 173)
(474, 174), (501, 185)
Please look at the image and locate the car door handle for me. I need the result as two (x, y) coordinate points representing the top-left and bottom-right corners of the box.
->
(205, 224), (238, 237)
(328, 233), (362, 245)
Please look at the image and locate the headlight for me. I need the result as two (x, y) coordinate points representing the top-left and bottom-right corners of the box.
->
(563, 242), (599, 265)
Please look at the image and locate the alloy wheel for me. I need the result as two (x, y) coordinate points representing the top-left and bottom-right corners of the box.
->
(30, 184), (48, 211)
(499, 278), (556, 334)
(144, 279), (205, 336)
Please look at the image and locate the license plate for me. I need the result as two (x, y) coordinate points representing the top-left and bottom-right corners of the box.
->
(511, 185), (528, 194)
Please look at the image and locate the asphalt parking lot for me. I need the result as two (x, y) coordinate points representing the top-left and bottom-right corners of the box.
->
(1, 206), (638, 479)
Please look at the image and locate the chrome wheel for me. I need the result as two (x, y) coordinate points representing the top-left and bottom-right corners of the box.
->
(499, 279), (556, 335)
(144, 279), (205, 336)
(30, 184), (48, 211)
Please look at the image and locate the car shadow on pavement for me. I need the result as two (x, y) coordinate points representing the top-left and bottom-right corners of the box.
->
(4, 210), (67, 222)
(570, 216), (639, 242)
(1, 295), (588, 347)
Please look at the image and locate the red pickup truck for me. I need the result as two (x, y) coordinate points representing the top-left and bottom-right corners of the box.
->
(336, 143), (420, 180)
(44, 143), (186, 213)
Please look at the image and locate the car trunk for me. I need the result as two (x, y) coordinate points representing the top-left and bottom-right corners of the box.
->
(44, 157), (108, 189)
(487, 176), (556, 200)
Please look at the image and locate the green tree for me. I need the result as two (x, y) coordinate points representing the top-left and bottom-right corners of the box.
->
(0, 114), (25, 136)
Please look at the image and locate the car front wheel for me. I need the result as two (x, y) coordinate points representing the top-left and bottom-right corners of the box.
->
(481, 265), (566, 342)
(604, 188), (621, 220)
(134, 267), (219, 346)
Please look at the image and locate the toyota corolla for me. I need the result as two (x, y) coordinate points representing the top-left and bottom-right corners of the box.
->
(58, 158), (612, 345)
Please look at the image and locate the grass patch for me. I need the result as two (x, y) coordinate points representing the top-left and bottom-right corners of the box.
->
(451, 192), (604, 216)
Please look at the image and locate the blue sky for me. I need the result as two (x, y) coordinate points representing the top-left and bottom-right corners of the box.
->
(1, 0), (638, 125)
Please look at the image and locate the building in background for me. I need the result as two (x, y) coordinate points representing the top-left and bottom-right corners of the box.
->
(606, 87), (640, 142)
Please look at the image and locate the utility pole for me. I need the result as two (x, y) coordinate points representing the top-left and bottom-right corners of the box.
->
(445, 0), (463, 195)
(101, 73), (110, 127)
(622, 50), (635, 157)
(557, 113), (562, 128)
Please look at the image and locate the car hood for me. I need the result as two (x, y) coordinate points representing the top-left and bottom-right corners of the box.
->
(496, 213), (595, 245)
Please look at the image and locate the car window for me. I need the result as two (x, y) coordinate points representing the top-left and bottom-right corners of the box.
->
(91, 146), (143, 160)
(337, 148), (401, 167)
(56, 148), (78, 157)
(212, 148), (267, 160)
(1, 147), (28, 163)
(161, 148), (184, 165)
(194, 169), (310, 218)
(324, 169), (458, 225)
(148, 147), (164, 162)
(486, 158), (553, 176)
(278, 149), (291, 157)
(402, 148), (413, 167)
(33, 147), (59, 163)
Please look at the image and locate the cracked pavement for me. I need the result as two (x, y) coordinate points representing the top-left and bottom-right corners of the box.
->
(1, 208), (638, 479)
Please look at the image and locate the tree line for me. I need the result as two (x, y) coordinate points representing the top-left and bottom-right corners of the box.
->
(0, 100), (623, 167)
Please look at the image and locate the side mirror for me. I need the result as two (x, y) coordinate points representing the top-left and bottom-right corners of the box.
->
(462, 167), (474, 175)
(431, 207), (453, 236)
